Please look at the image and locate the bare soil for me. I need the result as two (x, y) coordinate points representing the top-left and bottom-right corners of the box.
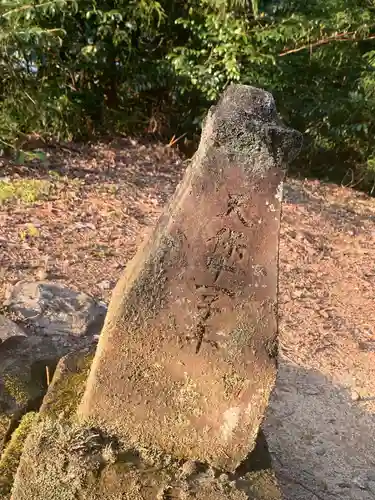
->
(265, 179), (375, 500)
(0, 138), (184, 304)
(1, 139), (375, 499)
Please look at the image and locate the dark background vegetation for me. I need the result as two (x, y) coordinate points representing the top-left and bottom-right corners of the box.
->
(0, 0), (374, 192)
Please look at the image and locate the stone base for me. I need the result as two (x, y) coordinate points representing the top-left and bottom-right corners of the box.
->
(11, 349), (282, 500)
(12, 418), (282, 500)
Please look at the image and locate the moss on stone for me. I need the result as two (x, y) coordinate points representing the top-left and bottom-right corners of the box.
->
(0, 348), (92, 497)
(11, 418), (118, 500)
(0, 336), (60, 452)
(11, 413), (282, 500)
(3, 356), (53, 406)
(3, 375), (32, 407)
(0, 411), (37, 499)
(40, 350), (94, 420)
(237, 469), (282, 500)
(0, 415), (9, 444)
(0, 368), (46, 453)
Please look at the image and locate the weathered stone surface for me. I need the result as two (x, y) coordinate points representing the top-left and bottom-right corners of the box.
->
(79, 84), (302, 470)
(12, 343), (282, 500)
(11, 418), (282, 500)
(0, 315), (27, 344)
(39, 348), (95, 420)
(0, 332), (95, 455)
(0, 283), (103, 453)
(5, 349), (93, 498)
(5, 281), (106, 338)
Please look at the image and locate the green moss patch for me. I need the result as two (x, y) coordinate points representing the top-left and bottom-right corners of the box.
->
(3, 376), (31, 407)
(40, 351), (94, 420)
(0, 179), (51, 205)
(0, 412), (37, 499)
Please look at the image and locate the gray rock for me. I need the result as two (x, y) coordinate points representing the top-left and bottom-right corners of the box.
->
(0, 315), (27, 344)
(0, 334), (64, 453)
(5, 281), (106, 338)
(0, 282), (105, 454)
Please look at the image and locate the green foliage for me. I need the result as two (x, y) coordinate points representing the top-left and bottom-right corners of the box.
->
(0, 0), (374, 191)
(0, 0), (171, 143)
(168, 0), (375, 189)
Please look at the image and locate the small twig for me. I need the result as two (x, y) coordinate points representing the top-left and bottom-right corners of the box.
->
(279, 471), (330, 500)
(23, 91), (37, 105)
(280, 32), (375, 57)
(0, 137), (14, 149)
(46, 365), (50, 387)
(48, 142), (81, 153)
(167, 132), (187, 147)
(348, 173), (366, 189)
(341, 168), (354, 188)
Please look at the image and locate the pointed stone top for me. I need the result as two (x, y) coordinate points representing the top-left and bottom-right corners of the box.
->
(200, 84), (303, 169)
(215, 84), (278, 122)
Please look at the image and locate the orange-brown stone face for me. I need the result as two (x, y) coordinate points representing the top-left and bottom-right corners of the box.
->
(79, 84), (302, 471)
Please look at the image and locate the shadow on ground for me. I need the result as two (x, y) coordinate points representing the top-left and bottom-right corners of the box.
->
(264, 358), (375, 500)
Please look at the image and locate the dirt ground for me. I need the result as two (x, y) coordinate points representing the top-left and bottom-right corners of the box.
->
(265, 180), (375, 500)
(1, 139), (375, 499)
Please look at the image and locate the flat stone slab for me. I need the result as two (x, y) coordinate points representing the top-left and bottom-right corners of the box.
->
(39, 348), (95, 420)
(79, 84), (302, 470)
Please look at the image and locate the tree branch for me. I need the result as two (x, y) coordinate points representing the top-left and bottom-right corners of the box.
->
(279, 31), (375, 57)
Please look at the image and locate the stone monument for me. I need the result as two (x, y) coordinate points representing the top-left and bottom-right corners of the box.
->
(79, 84), (302, 470)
